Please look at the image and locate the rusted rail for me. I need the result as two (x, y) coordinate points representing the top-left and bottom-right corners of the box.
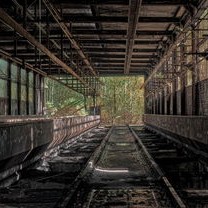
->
(57, 125), (186, 208)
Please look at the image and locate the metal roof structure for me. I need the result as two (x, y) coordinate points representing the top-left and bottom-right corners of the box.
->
(0, 0), (203, 94)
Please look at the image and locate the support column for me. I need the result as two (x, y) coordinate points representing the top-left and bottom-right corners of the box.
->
(144, 82), (148, 114)
(169, 92), (172, 115)
(153, 93), (156, 114)
(26, 68), (29, 115)
(161, 90), (165, 114)
(172, 51), (177, 115)
(181, 41), (186, 115)
(40, 76), (44, 115)
(7, 62), (11, 115)
(192, 26), (199, 115)
(151, 94), (154, 114)
(33, 73), (37, 115)
(93, 94), (96, 115)
(164, 87), (167, 115)
(157, 93), (160, 114)
(17, 66), (21, 115)
(172, 79), (177, 115)
(159, 92), (161, 114)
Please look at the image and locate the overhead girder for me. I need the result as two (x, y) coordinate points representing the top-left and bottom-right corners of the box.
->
(0, 8), (95, 92)
(0, 30), (174, 36)
(0, 0), (201, 78)
(100, 70), (149, 76)
(50, 0), (195, 6)
(42, 0), (98, 79)
(56, 30), (174, 36)
(0, 48), (93, 95)
(0, 0), (100, 95)
(91, 59), (151, 63)
(142, 0), (208, 88)
(124, 0), (142, 74)
(89, 54), (158, 59)
(26, 16), (181, 24)
(3, 48), (158, 54)
(0, 39), (163, 46)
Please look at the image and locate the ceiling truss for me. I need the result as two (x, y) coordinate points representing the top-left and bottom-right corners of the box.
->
(0, 0), (202, 94)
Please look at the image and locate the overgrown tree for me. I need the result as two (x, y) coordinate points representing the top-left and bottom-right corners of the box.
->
(100, 76), (144, 125)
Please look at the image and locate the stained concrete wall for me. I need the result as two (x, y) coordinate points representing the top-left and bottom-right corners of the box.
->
(0, 115), (100, 181)
(144, 114), (208, 145)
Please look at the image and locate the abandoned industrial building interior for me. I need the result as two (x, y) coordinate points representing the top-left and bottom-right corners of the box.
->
(0, 0), (208, 207)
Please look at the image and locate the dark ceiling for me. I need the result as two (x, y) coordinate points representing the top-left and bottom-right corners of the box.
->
(0, 0), (200, 94)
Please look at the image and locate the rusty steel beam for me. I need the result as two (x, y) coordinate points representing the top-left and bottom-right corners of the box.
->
(124, 0), (142, 74)
(79, 16), (179, 23)
(74, 30), (173, 36)
(80, 39), (161, 45)
(0, 48), (89, 94)
(6, 47), (158, 54)
(43, 0), (98, 78)
(52, 0), (192, 6)
(0, 8), (95, 91)
(48, 75), (86, 94)
(0, 48), (47, 76)
(0, 38), (163, 45)
(11, 0), (94, 84)
(27, 16), (181, 24)
(142, 0), (208, 89)
(0, 30), (174, 37)
(100, 70), (148, 76)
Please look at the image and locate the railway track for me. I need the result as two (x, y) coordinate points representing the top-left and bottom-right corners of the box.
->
(0, 127), (109, 208)
(1, 125), (207, 207)
(133, 126), (208, 208)
(59, 126), (186, 208)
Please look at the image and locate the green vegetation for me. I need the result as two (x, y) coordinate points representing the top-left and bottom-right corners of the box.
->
(45, 76), (144, 124)
(44, 78), (87, 116)
(100, 76), (144, 125)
